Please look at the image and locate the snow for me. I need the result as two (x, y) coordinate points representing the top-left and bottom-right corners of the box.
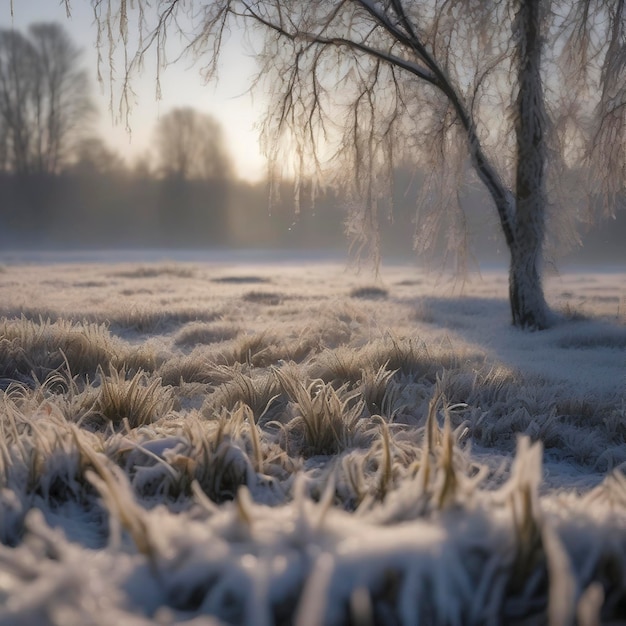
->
(0, 252), (624, 624)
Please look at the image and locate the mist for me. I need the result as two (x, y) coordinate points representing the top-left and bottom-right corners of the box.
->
(2, 165), (624, 272)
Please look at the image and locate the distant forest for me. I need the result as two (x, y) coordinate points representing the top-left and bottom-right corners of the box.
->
(0, 23), (623, 266)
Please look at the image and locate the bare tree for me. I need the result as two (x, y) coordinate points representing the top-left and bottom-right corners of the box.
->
(153, 107), (232, 244)
(82, 1), (623, 328)
(155, 107), (233, 181)
(0, 29), (38, 174)
(0, 23), (92, 176)
(71, 135), (125, 176)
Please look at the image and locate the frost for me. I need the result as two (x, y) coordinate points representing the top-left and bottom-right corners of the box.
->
(0, 255), (624, 624)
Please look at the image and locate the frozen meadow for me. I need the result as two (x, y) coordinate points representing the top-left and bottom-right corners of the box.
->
(0, 253), (624, 625)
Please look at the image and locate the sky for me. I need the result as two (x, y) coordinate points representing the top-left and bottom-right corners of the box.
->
(5, 0), (267, 182)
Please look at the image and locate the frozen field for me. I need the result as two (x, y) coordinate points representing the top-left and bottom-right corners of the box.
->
(0, 256), (624, 625)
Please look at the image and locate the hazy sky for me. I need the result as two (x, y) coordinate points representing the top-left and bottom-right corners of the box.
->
(6, 1), (267, 181)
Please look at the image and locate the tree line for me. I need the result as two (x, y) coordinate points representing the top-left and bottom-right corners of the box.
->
(0, 142), (352, 251)
(0, 23), (346, 250)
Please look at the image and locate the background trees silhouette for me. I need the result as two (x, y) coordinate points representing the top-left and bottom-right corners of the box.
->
(0, 22), (93, 234)
(153, 108), (234, 245)
(155, 108), (233, 182)
(0, 23), (92, 176)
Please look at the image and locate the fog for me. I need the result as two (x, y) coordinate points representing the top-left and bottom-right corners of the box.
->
(1, 167), (624, 271)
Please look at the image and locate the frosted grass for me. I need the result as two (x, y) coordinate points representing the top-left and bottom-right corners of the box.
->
(0, 259), (624, 625)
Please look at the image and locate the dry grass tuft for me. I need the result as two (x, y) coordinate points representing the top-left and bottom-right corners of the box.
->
(111, 265), (196, 279)
(107, 307), (218, 334)
(207, 371), (284, 423)
(212, 275), (270, 284)
(158, 352), (221, 386)
(215, 331), (318, 368)
(217, 332), (277, 367)
(368, 336), (462, 380)
(308, 347), (373, 386)
(358, 363), (400, 417)
(168, 407), (268, 502)
(275, 367), (371, 456)
(0, 317), (125, 385)
(88, 367), (173, 430)
(242, 291), (283, 306)
(350, 286), (389, 300)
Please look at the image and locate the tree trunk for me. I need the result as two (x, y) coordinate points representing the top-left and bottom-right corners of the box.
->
(452, 1), (552, 330)
(509, 232), (551, 329)
(509, 0), (552, 330)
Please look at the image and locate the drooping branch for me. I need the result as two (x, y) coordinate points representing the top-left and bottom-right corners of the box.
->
(242, 0), (518, 248)
(355, 1), (518, 247)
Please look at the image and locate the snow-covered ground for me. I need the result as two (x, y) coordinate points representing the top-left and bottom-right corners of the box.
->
(0, 254), (624, 625)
